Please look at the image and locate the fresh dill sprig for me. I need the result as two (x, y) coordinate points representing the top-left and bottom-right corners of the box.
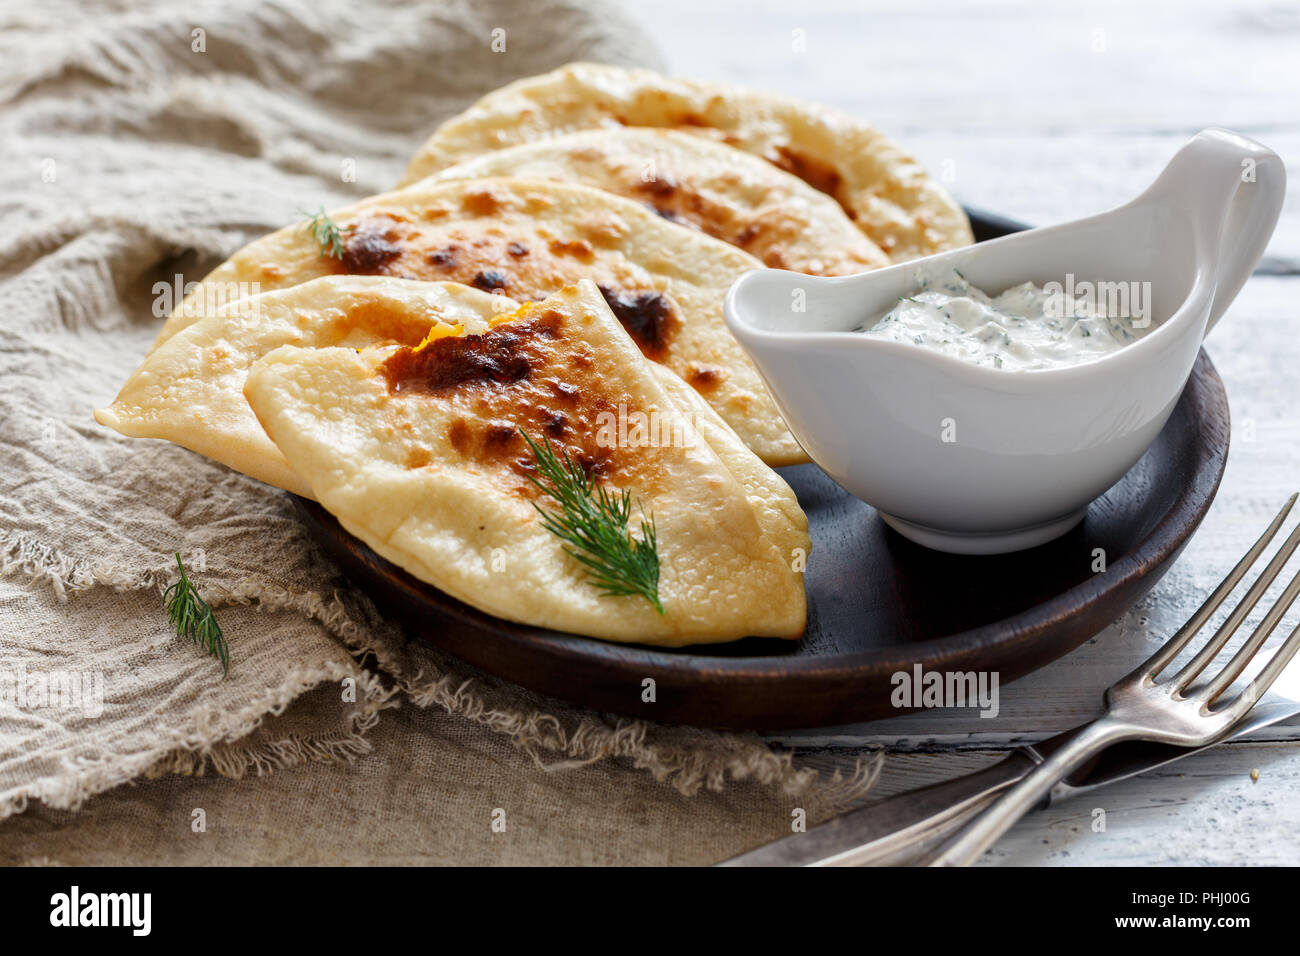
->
(298, 206), (351, 260)
(163, 553), (229, 674)
(520, 431), (664, 614)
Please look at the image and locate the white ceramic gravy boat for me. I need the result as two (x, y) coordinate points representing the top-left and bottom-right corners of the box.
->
(724, 128), (1285, 554)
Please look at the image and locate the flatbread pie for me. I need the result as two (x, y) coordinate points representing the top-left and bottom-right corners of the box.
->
(400, 62), (972, 261)
(417, 127), (890, 275)
(242, 281), (809, 644)
(151, 176), (807, 466)
(96, 276), (516, 498)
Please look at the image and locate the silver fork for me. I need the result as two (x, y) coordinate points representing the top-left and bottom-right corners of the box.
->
(926, 493), (1300, 866)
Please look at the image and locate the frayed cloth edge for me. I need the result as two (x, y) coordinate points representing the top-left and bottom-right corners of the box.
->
(0, 661), (396, 821)
(0, 531), (883, 814)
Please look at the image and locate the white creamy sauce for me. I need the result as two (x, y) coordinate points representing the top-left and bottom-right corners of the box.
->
(854, 271), (1154, 371)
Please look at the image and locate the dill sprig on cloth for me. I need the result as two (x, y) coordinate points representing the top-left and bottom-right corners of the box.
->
(163, 553), (229, 674)
(521, 432), (664, 614)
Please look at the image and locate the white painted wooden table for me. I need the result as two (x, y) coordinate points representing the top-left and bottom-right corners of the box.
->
(617, 0), (1300, 865)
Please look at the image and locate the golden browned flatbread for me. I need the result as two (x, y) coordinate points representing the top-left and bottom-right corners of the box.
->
(151, 177), (807, 465)
(242, 281), (809, 644)
(96, 276), (515, 497)
(417, 127), (890, 275)
(400, 62), (972, 261)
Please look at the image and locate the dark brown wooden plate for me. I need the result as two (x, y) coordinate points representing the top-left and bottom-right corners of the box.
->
(294, 210), (1230, 730)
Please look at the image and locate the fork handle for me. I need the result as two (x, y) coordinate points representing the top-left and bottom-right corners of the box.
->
(922, 716), (1132, 866)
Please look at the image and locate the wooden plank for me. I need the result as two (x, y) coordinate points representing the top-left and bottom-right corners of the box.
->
(980, 743), (1300, 865)
(621, 0), (1300, 132)
(804, 744), (1300, 864)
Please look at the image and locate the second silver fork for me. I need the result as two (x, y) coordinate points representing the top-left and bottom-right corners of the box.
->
(926, 493), (1300, 866)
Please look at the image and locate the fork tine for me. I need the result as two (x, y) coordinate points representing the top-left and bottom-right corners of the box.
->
(1169, 511), (1300, 689)
(1213, 613), (1300, 723)
(1200, 563), (1300, 702)
(1136, 494), (1297, 680)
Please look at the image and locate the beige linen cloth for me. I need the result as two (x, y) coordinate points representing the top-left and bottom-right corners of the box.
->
(0, 0), (876, 864)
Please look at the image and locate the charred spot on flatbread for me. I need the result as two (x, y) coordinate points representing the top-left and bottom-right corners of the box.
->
(378, 305), (629, 493)
(596, 286), (677, 360)
(380, 311), (560, 394)
(340, 218), (404, 273)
